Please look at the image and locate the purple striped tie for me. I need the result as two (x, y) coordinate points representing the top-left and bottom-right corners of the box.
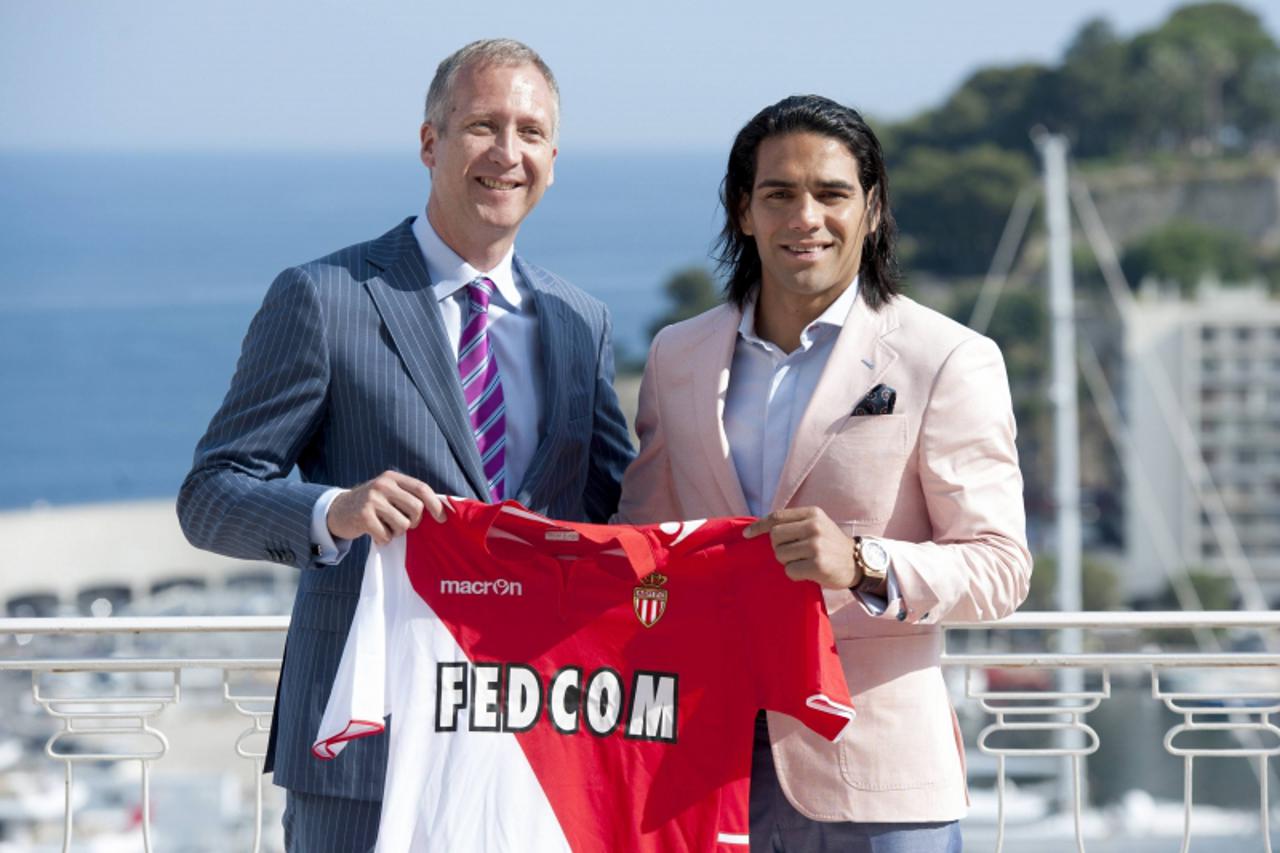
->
(458, 277), (506, 501)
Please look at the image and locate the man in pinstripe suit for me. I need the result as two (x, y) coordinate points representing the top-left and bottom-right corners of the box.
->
(178, 39), (635, 851)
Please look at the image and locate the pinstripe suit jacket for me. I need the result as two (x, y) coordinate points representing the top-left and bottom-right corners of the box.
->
(178, 217), (635, 800)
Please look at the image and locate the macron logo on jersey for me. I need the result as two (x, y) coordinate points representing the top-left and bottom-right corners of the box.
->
(440, 578), (524, 597)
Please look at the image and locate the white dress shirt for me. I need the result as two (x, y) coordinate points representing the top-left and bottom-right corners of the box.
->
(310, 213), (545, 562)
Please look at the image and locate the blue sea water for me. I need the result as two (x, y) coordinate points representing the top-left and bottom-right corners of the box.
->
(0, 150), (726, 509)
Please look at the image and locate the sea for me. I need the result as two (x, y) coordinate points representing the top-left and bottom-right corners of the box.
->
(0, 149), (726, 509)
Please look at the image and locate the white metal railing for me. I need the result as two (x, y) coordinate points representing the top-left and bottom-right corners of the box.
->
(947, 612), (1280, 852)
(1, 617), (285, 853)
(3, 613), (1280, 852)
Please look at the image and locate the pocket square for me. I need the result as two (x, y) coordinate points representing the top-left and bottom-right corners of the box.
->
(852, 384), (896, 416)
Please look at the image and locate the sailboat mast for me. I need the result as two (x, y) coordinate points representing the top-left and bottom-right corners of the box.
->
(1040, 134), (1082, 621)
(1036, 130), (1086, 815)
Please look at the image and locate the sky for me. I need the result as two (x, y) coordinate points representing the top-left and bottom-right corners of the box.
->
(2, 0), (1278, 153)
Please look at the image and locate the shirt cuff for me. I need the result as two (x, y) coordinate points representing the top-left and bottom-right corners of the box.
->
(853, 568), (900, 615)
(311, 488), (352, 566)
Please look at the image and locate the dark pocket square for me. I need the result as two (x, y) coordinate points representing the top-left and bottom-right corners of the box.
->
(852, 384), (896, 416)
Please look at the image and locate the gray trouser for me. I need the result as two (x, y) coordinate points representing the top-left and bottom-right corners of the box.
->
(750, 714), (963, 853)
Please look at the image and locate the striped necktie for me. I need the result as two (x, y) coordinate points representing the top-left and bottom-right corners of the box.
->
(458, 277), (506, 501)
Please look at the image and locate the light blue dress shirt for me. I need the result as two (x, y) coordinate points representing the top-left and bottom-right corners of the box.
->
(309, 212), (544, 563)
(723, 279), (897, 607)
(724, 281), (860, 517)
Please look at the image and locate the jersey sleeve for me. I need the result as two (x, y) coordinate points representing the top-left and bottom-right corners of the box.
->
(740, 543), (855, 742)
(311, 538), (399, 759)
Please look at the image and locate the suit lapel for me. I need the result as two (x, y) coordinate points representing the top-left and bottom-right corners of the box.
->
(364, 220), (490, 499)
(512, 257), (570, 508)
(693, 306), (752, 517)
(770, 294), (899, 512)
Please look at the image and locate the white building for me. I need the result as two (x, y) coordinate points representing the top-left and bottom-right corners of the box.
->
(1125, 282), (1280, 601)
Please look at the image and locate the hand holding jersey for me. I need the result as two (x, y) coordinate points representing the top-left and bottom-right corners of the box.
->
(744, 506), (861, 589)
(327, 471), (448, 547)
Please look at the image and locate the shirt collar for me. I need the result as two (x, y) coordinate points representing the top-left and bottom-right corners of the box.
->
(738, 277), (860, 352)
(411, 211), (521, 308)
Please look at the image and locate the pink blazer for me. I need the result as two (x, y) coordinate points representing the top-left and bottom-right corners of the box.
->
(616, 293), (1032, 823)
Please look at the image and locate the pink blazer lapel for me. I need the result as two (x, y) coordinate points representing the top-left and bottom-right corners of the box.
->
(770, 294), (900, 513)
(692, 307), (752, 518)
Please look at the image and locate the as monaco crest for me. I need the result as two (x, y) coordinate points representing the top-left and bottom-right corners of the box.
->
(633, 571), (668, 628)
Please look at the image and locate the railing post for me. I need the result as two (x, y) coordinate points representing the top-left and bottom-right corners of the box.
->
(225, 667), (280, 853)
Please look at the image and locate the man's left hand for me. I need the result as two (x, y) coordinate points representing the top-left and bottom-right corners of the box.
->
(744, 507), (858, 589)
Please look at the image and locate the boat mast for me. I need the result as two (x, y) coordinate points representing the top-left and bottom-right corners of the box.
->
(1035, 130), (1087, 814)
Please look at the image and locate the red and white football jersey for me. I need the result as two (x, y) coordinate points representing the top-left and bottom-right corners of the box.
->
(314, 499), (854, 852)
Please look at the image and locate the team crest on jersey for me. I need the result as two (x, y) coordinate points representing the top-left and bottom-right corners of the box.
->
(633, 571), (669, 628)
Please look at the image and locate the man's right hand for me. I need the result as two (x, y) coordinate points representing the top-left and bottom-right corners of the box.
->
(327, 471), (447, 546)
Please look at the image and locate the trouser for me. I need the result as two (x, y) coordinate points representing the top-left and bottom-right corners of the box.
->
(749, 715), (963, 853)
(282, 789), (381, 853)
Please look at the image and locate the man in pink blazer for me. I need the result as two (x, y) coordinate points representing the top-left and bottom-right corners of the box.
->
(617, 95), (1032, 851)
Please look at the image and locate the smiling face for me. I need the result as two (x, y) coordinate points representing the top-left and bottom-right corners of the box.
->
(741, 131), (878, 316)
(420, 61), (557, 268)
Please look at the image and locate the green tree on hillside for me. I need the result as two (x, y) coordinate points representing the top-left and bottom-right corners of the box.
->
(1121, 220), (1258, 293)
(884, 2), (1280, 275)
(648, 266), (720, 339)
(893, 65), (1055, 156)
(1129, 2), (1280, 150)
(887, 1), (1280, 168)
(1053, 18), (1134, 157)
(892, 145), (1033, 275)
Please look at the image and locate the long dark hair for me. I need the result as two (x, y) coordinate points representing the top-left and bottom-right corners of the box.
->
(716, 95), (900, 311)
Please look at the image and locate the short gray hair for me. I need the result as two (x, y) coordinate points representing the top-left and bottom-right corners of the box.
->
(423, 39), (560, 139)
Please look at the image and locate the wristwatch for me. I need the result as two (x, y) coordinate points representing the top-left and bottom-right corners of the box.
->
(852, 536), (891, 589)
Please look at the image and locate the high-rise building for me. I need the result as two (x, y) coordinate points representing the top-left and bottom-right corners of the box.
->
(1125, 283), (1280, 601)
